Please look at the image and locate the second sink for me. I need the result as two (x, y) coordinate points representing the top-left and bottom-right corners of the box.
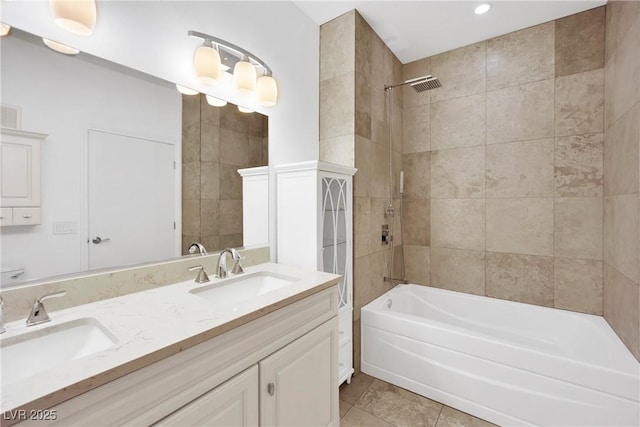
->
(190, 271), (298, 304)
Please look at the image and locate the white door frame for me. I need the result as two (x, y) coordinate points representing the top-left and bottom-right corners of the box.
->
(80, 125), (181, 272)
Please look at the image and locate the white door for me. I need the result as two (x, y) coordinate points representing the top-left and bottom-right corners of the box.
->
(260, 319), (339, 427)
(154, 365), (259, 427)
(88, 129), (176, 270)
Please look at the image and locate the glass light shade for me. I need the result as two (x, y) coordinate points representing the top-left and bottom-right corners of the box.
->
(42, 38), (80, 55)
(205, 95), (227, 107)
(237, 106), (254, 113)
(233, 61), (257, 93)
(50, 0), (97, 36)
(176, 84), (199, 95)
(194, 45), (221, 85)
(0, 23), (11, 37)
(257, 75), (278, 107)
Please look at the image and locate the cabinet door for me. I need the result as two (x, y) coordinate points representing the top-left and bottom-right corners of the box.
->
(154, 365), (258, 427)
(0, 139), (41, 207)
(260, 318), (338, 427)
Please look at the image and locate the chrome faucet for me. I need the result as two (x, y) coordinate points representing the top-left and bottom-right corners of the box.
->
(215, 248), (244, 279)
(27, 291), (66, 326)
(0, 296), (6, 334)
(189, 265), (210, 284)
(188, 242), (207, 256)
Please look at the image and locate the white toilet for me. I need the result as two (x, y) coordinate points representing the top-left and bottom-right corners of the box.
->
(1, 264), (25, 288)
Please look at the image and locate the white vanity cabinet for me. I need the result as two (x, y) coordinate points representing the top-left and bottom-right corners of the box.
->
(18, 286), (339, 427)
(0, 128), (46, 226)
(276, 161), (356, 385)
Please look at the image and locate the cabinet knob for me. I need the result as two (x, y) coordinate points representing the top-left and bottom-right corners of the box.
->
(23, 214), (32, 219)
(267, 382), (275, 396)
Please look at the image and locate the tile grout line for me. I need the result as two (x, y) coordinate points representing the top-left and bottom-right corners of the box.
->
(433, 405), (444, 427)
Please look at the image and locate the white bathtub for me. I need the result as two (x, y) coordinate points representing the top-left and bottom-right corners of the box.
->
(361, 284), (640, 427)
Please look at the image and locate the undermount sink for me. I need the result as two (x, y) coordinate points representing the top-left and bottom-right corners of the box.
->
(1, 318), (118, 385)
(190, 271), (298, 304)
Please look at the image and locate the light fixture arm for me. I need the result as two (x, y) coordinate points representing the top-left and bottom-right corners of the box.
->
(188, 30), (272, 75)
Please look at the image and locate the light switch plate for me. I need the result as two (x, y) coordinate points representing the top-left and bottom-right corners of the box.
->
(53, 221), (77, 235)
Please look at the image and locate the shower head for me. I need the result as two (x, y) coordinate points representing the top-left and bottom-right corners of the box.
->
(384, 75), (442, 92)
(410, 76), (442, 92)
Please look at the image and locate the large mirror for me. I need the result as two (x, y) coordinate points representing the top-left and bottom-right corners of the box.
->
(0, 27), (268, 287)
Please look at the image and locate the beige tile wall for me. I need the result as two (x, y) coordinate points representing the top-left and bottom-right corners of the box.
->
(320, 11), (404, 373)
(402, 7), (608, 317)
(182, 95), (267, 254)
(603, 0), (640, 361)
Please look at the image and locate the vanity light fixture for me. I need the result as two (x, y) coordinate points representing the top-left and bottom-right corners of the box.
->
(237, 105), (254, 114)
(206, 95), (227, 107)
(194, 39), (222, 85)
(176, 84), (199, 95)
(42, 38), (80, 55)
(474, 3), (492, 15)
(50, 0), (97, 36)
(188, 30), (278, 107)
(0, 23), (11, 37)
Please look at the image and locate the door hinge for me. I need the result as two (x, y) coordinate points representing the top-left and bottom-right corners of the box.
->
(173, 221), (176, 230)
(173, 161), (176, 170)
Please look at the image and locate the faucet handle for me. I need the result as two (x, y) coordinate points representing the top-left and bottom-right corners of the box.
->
(189, 265), (210, 284)
(230, 249), (244, 275)
(27, 291), (66, 326)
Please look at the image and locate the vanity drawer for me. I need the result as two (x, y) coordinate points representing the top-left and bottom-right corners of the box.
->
(12, 207), (41, 225)
(0, 207), (13, 225)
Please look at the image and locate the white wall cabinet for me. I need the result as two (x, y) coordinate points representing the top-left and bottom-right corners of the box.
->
(276, 161), (356, 385)
(17, 286), (339, 427)
(0, 128), (46, 226)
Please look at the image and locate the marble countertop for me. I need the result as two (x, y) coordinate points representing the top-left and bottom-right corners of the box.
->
(0, 262), (341, 414)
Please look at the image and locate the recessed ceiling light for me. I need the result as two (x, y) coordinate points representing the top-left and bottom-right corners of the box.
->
(474, 3), (492, 15)
(42, 38), (80, 55)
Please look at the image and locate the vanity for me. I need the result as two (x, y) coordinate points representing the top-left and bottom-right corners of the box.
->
(0, 259), (341, 427)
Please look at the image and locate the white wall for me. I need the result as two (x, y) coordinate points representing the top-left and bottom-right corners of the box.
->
(3, 1), (322, 262)
(0, 34), (181, 281)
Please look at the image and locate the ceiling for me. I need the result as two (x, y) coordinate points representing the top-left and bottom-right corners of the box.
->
(292, 0), (607, 63)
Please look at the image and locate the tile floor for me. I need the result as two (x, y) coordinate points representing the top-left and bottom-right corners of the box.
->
(339, 373), (497, 427)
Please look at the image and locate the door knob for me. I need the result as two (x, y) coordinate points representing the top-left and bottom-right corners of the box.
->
(91, 236), (111, 244)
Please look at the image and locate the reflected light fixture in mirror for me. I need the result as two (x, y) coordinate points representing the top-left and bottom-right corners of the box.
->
(50, 0), (97, 36)
(237, 105), (254, 113)
(206, 95), (227, 107)
(42, 38), (80, 55)
(188, 30), (278, 107)
(0, 23), (11, 36)
(176, 84), (199, 95)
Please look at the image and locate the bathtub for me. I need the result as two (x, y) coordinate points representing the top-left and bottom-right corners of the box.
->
(361, 284), (640, 427)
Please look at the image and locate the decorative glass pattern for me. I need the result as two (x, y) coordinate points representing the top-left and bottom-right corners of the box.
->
(321, 177), (350, 309)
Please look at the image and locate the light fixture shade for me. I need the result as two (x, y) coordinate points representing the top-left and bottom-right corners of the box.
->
(176, 84), (199, 95)
(205, 95), (227, 107)
(233, 61), (257, 93)
(43, 38), (80, 55)
(50, 0), (97, 36)
(0, 23), (11, 37)
(257, 75), (278, 107)
(237, 105), (254, 113)
(194, 45), (221, 85)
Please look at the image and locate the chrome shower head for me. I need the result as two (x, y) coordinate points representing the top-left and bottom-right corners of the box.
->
(410, 76), (442, 92)
(384, 75), (442, 92)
